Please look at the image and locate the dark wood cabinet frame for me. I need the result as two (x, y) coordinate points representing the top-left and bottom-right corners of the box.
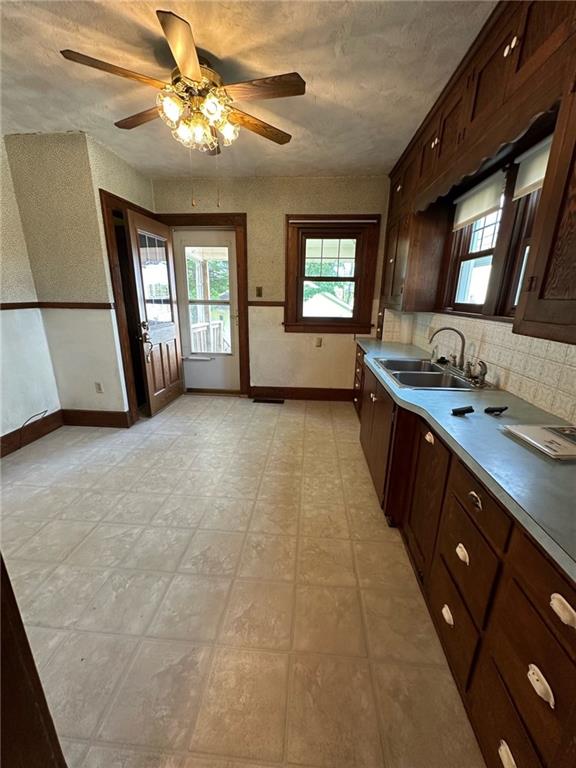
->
(100, 190), (250, 423)
(284, 214), (380, 334)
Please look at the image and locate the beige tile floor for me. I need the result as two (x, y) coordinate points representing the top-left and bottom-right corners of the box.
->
(1, 396), (486, 768)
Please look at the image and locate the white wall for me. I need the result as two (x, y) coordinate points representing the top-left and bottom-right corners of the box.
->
(0, 310), (60, 434)
(42, 309), (128, 412)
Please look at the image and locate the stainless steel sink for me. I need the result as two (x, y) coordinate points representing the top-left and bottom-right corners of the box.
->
(392, 371), (475, 390)
(376, 358), (444, 373)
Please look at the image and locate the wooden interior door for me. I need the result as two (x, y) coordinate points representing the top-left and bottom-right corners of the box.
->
(127, 211), (183, 416)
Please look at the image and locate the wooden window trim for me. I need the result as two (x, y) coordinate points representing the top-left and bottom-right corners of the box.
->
(284, 214), (380, 334)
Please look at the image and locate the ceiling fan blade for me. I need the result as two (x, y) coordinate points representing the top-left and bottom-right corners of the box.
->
(156, 10), (202, 82)
(115, 107), (160, 130)
(224, 72), (305, 102)
(60, 50), (167, 89)
(228, 108), (292, 144)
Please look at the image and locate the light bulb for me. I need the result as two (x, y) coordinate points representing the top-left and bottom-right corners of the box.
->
(219, 120), (239, 146)
(157, 90), (185, 129)
(200, 91), (224, 125)
(173, 119), (194, 146)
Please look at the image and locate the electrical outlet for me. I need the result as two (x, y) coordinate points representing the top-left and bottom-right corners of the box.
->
(95, 382), (104, 394)
(315, 337), (323, 348)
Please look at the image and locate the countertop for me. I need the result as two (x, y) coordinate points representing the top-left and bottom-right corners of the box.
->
(357, 338), (576, 581)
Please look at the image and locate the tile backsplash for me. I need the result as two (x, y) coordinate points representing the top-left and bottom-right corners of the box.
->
(382, 310), (576, 422)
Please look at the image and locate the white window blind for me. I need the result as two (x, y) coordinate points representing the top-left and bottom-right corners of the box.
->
(453, 171), (506, 231)
(513, 136), (552, 200)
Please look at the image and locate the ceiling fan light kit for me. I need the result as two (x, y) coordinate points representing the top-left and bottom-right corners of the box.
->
(60, 9), (306, 155)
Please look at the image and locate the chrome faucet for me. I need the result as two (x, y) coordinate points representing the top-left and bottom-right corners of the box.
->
(429, 326), (466, 370)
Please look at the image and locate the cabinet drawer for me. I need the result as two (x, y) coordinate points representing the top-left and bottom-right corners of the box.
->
(449, 459), (512, 552)
(470, 650), (543, 768)
(429, 557), (479, 690)
(509, 529), (576, 662)
(437, 493), (500, 628)
(491, 577), (576, 765)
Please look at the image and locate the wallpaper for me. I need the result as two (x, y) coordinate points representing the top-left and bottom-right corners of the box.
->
(152, 175), (390, 301)
(0, 138), (37, 302)
(5, 132), (112, 302)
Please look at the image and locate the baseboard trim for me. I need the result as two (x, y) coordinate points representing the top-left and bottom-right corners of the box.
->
(61, 410), (131, 428)
(185, 388), (244, 396)
(249, 386), (353, 401)
(0, 411), (63, 458)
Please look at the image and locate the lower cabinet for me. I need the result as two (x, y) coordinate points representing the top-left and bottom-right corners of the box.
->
(359, 365), (396, 504)
(353, 353), (576, 766)
(403, 420), (450, 583)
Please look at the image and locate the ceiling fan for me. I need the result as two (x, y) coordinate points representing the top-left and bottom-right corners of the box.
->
(61, 9), (306, 154)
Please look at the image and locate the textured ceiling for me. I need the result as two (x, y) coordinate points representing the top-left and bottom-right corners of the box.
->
(1, 1), (496, 178)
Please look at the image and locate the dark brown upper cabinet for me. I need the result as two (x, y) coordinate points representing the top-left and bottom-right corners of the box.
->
(466, 8), (521, 134)
(514, 69), (576, 343)
(417, 116), (442, 190)
(435, 78), (468, 175)
(506, 1), (576, 97)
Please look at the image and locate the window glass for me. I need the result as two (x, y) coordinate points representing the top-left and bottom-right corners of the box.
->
(304, 238), (356, 278)
(455, 255), (493, 305)
(189, 304), (232, 353)
(138, 233), (172, 323)
(185, 246), (232, 354)
(302, 280), (355, 318)
(185, 246), (230, 300)
(469, 208), (502, 252)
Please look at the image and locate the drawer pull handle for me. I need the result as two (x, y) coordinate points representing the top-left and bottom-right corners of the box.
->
(497, 740), (518, 768)
(424, 431), (435, 445)
(527, 664), (555, 709)
(455, 543), (470, 566)
(550, 593), (576, 629)
(441, 604), (454, 627)
(468, 490), (483, 511)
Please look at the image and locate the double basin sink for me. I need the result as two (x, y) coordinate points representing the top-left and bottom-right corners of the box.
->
(375, 358), (476, 390)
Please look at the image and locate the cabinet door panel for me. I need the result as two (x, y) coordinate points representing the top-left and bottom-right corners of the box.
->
(405, 422), (450, 579)
(390, 215), (411, 306)
(514, 75), (576, 342)
(359, 366), (378, 459)
(507, 1), (575, 94)
(381, 220), (400, 309)
(436, 81), (467, 171)
(467, 11), (519, 132)
(417, 120), (440, 188)
(368, 382), (395, 502)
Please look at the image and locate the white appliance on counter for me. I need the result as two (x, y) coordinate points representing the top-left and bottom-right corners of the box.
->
(504, 425), (576, 460)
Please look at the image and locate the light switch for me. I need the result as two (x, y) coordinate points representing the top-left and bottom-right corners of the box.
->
(315, 337), (323, 348)
(256, 286), (263, 297)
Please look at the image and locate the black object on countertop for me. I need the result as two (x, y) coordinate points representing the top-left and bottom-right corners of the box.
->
(484, 406), (509, 416)
(452, 405), (475, 416)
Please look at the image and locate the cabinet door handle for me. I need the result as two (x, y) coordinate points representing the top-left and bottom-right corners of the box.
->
(510, 34), (519, 50)
(353, 397), (358, 403)
(441, 604), (454, 627)
(424, 431), (435, 445)
(497, 740), (518, 768)
(503, 43), (511, 58)
(455, 543), (470, 566)
(550, 593), (576, 629)
(527, 664), (555, 709)
(467, 490), (483, 511)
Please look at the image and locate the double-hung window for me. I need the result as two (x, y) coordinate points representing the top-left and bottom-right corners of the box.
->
(284, 215), (380, 333)
(444, 135), (551, 316)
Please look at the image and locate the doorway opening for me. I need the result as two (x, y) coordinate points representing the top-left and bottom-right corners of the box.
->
(173, 229), (241, 392)
(100, 193), (250, 423)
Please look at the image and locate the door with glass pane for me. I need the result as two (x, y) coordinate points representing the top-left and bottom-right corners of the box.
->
(173, 230), (240, 391)
(127, 211), (183, 416)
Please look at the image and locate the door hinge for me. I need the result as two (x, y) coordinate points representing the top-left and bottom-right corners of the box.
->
(526, 275), (538, 292)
